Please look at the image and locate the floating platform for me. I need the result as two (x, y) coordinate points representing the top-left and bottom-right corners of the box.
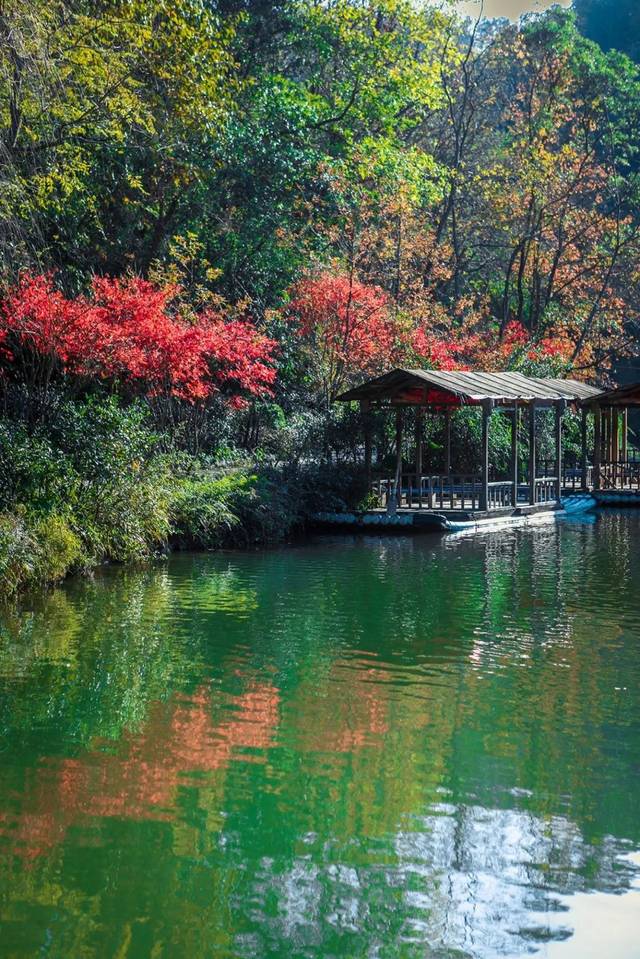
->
(593, 490), (640, 506)
(314, 494), (597, 535)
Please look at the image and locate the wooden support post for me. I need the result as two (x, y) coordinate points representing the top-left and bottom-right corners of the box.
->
(612, 408), (620, 463)
(528, 402), (537, 505)
(361, 400), (372, 491)
(554, 400), (565, 502)
(395, 407), (403, 507)
(415, 407), (423, 508)
(480, 399), (492, 512)
(511, 403), (519, 507)
(593, 404), (601, 491)
(610, 409), (616, 461)
(622, 408), (629, 462)
(415, 407), (423, 476)
(444, 408), (452, 476)
(580, 407), (588, 492)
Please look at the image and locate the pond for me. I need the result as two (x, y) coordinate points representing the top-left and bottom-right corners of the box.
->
(0, 513), (639, 958)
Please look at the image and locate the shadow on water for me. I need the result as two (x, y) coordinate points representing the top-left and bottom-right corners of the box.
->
(0, 511), (639, 958)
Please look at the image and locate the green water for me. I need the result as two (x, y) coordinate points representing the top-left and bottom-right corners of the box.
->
(1, 514), (640, 959)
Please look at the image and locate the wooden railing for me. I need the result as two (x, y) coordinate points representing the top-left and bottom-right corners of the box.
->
(372, 475), (519, 511)
(372, 474), (563, 511)
(598, 461), (640, 490)
(373, 474), (480, 510)
(487, 481), (516, 509)
(562, 467), (592, 491)
(561, 462), (640, 491)
(533, 476), (558, 504)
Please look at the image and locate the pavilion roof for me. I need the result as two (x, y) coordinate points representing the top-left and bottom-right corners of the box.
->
(337, 368), (602, 407)
(589, 381), (640, 407)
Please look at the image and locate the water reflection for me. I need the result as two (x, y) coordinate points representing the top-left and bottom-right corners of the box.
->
(0, 514), (639, 957)
(3, 681), (279, 859)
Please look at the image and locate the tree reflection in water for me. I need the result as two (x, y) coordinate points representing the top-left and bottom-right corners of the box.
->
(0, 516), (639, 958)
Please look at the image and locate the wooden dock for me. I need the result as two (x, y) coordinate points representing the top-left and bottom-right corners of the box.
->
(315, 501), (564, 533)
(327, 368), (640, 534)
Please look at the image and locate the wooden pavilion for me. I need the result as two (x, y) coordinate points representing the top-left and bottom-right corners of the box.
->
(338, 369), (602, 517)
(587, 382), (640, 494)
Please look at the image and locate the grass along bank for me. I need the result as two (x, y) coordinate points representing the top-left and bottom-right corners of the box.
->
(0, 396), (367, 597)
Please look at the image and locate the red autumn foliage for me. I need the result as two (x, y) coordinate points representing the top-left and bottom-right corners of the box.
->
(0, 273), (277, 405)
(411, 318), (569, 373)
(289, 273), (569, 399)
(500, 320), (529, 352)
(289, 273), (402, 401)
(410, 328), (459, 371)
(0, 272), (94, 370)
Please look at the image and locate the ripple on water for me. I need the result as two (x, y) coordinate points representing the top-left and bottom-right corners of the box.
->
(0, 513), (639, 957)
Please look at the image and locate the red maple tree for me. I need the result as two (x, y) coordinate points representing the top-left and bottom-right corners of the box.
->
(0, 273), (277, 416)
(289, 272), (404, 403)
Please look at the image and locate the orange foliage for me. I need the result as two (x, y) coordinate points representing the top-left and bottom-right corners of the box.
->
(2, 681), (280, 859)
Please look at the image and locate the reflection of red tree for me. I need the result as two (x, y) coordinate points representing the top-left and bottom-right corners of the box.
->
(294, 662), (390, 752)
(2, 682), (279, 859)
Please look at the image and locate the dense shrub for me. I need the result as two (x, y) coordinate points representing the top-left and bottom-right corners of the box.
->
(0, 422), (75, 514)
(0, 377), (376, 596)
(31, 514), (84, 583)
(0, 513), (39, 594)
(0, 511), (83, 595)
(170, 462), (369, 551)
(295, 463), (369, 515)
(171, 477), (240, 549)
(55, 400), (173, 560)
(171, 471), (302, 548)
(0, 397), (175, 595)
